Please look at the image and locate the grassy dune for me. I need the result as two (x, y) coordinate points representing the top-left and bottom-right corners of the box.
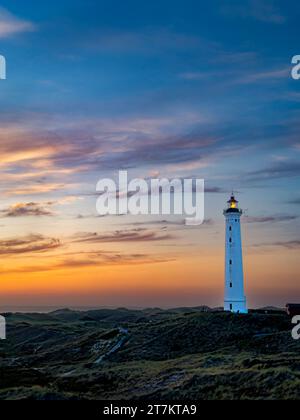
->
(0, 309), (299, 400)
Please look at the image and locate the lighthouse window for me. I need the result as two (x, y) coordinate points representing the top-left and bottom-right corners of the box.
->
(229, 238), (232, 243)
(230, 259), (232, 265)
(230, 283), (232, 288)
(229, 227), (232, 231)
(230, 304), (233, 310)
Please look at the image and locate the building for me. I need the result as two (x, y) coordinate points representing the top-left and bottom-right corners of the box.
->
(224, 194), (248, 314)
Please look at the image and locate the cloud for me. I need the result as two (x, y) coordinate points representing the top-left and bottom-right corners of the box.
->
(213, 51), (258, 65)
(2, 183), (69, 197)
(0, 116), (225, 201)
(245, 215), (298, 223)
(0, 7), (35, 38)
(235, 68), (289, 85)
(221, 0), (286, 24)
(127, 218), (214, 228)
(130, 219), (188, 227)
(179, 72), (215, 81)
(85, 28), (208, 54)
(179, 66), (289, 88)
(246, 161), (300, 181)
(273, 241), (300, 249)
(0, 111), (294, 203)
(0, 202), (54, 218)
(255, 240), (300, 249)
(72, 229), (175, 244)
(287, 197), (300, 205)
(205, 187), (227, 193)
(55, 253), (174, 269)
(89, 127), (218, 170)
(0, 115), (212, 172)
(0, 197), (83, 217)
(0, 234), (61, 255)
(0, 121), (94, 172)
(6, 105), (292, 184)
(0, 251), (174, 274)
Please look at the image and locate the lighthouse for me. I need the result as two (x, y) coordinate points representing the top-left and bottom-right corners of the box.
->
(223, 194), (248, 314)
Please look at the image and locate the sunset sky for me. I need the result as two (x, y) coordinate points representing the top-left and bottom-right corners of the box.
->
(0, 0), (299, 309)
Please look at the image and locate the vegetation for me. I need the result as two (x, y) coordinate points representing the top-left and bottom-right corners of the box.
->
(0, 308), (299, 400)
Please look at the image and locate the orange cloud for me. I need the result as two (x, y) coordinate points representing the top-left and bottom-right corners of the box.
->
(0, 234), (61, 255)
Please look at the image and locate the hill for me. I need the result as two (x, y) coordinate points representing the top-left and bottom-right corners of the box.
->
(0, 308), (299, 400)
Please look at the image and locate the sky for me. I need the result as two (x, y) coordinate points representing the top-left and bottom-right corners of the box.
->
(0, 0), (299, 309)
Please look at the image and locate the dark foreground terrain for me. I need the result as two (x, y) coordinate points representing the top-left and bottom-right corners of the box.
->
(0, 307), (299, 400)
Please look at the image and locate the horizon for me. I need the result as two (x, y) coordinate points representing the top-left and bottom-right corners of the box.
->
(0, 0), (299, 309)
(0, 303), (287, 314)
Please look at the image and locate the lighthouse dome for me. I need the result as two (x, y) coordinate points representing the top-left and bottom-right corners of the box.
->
(224, 194), (242, 214)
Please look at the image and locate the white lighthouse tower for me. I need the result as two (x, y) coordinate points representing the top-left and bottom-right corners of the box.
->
(224, 194), (247, 314)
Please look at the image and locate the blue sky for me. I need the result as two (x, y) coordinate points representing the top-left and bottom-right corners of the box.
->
(0, 1), (299, 308)
(1, 0), (299, 114)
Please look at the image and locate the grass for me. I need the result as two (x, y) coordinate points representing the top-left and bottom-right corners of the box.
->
(0, 308), (299, 400)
